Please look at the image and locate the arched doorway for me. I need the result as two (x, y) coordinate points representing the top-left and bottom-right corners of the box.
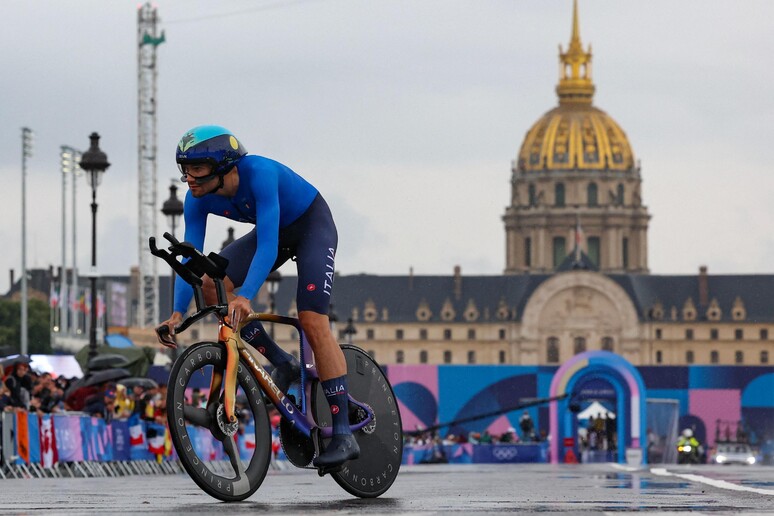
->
(549, 350), (647, 464)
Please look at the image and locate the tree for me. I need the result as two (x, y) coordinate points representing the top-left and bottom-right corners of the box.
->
(0, 298), (52, 354)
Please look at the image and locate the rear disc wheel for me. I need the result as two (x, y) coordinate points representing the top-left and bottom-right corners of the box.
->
(314, 345), (403, 498)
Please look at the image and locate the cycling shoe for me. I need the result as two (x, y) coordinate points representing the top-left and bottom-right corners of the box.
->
(313, 434), (360, 469)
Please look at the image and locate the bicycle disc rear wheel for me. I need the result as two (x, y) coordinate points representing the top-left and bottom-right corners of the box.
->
(314, 345), (403, 498)
(167, 342), (272, 502)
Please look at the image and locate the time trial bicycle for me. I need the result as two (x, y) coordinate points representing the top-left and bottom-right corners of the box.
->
(150, 233), (402, 501)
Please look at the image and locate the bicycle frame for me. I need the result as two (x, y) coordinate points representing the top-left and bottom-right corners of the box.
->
(216, 312), (375, 440)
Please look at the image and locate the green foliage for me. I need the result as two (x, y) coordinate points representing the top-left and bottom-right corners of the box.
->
(0, 298), (52, 354)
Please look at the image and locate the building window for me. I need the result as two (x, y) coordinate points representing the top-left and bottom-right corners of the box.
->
(587, 237), (600, 267)
(443, 328), (452, 340)
(761, 329), (769, 340)
(499, 328), (506, 340)
(735, 329), (743, 341)
(528, 183), (537, 207)
(498, 350), (506, 364)
(547, 337), (559, 363)
(656, 350), (662, 364)
(617, 183), (625, 205)
(396, 329), (404, 340)
(573, 337), (586, 355)
(553, 237), (566, 268)
(443, 351), (452, 364)
(686, 329), (694, 340)
(735, 351), (744, 364)
(467, 328), (476, 340)
(686, 350), (694, 364)
(622, 237), (629, 269)
(601, 337), (613, 351)
(524, 237), (532, 267)
(420, 329), (428, 340)
(396, 350), (404, 364)
(467, 351), (476, 364)
(655, 328), (662, 340)
(587, 182), (598, 207)
(710, 350), (719, 364)
(761, 350), (769, 364)
(419, 350), (428, 364)
(555, 182), (565, 207)
(710, 328), (719, 340)
(366, 329), (375, 340)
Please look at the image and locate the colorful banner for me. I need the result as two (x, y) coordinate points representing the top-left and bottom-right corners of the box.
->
(15, 411), (30, 464)
(40, 414), (58, 467)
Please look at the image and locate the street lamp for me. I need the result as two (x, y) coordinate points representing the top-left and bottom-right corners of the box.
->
(79, 133), (110, 363)
(266, 270), (282, 340)
(344, 317), (357, 345)
(20, 127), (33, 355)
(161, 182), (184, 360)
(329, 303), (338, 334)
(161, 182), (184, 309)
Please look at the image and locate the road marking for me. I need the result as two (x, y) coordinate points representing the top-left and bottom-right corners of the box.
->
(651, 468), (774, 496)
(610, 463), (640, 472)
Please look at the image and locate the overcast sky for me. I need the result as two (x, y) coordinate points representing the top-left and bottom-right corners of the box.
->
(1, 0), (773, 294)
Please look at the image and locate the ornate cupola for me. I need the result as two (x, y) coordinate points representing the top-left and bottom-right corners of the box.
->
(503, 0), (650, 274)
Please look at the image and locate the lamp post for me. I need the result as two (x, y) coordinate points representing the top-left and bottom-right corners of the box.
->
(161, 183), (184, 359)
(266, 270), (282, 340)
(161, 183), (184, 309)
(20, 127), (33, 355)
(344, 317), (357, 345)
(79, 133), (110, 363)
(328, 303), (338, 334)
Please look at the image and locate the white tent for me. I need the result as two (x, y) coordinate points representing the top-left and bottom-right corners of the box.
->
(577, 401), (615, 420)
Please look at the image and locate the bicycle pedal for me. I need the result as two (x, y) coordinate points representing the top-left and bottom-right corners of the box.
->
(317, 464), (342, 477)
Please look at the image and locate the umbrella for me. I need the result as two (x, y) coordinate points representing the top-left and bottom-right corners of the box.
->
(87, 354), (131, 371)
(118, 377), (158, 390)
(82, 367), (132, 387)
(0, 354), (32, 369)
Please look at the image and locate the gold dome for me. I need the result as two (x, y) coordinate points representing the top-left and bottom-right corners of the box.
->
(517, 0), (635, 173)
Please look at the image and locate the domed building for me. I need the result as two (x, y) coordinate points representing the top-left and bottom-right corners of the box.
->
(503, 1), (649, 274)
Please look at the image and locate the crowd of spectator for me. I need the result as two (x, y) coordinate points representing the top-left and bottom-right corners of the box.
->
(0, 360), (167, 424)
(405, 411), (547, 449)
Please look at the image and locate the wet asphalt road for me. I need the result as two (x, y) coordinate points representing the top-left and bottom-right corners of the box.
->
(0, 463), (772, 514)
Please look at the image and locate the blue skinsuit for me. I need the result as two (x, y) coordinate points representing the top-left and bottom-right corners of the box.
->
(173, 155), (325, 314)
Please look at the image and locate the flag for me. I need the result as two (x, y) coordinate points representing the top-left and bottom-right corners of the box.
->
(40, 414), (59, 468)
(129, 421), (145, 447)
(49, 285), (59, 308)
(96, 291), (106, 318)
(574, 214), (583, 261)
(16, 411), (30, 464)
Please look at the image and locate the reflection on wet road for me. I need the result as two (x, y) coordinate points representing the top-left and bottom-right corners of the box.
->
(0, 463), (771, 514)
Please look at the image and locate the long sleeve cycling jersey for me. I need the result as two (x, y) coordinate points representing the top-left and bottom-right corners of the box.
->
(173, 155), (318, 313)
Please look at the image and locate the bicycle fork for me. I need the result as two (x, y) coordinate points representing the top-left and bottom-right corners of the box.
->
(218, 323), (240, 425)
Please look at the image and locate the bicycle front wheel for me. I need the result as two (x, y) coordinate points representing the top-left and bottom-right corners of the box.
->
(167, 341), (272, 502)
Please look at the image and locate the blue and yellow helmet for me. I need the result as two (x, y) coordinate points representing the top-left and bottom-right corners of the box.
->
(175, 125), (247, 176)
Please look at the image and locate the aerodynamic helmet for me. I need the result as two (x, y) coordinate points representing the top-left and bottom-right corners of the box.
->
(175, 125), (247, 177)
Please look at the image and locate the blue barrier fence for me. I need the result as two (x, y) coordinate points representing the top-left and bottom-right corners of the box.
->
(403, 442), (549, 465)
(0, 412), (258, 468)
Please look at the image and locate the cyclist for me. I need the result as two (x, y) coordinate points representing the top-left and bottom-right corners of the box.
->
(156, 125), (359, 469)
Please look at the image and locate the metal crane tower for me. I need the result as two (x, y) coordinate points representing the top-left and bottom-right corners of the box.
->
(137, 3), (165, 327)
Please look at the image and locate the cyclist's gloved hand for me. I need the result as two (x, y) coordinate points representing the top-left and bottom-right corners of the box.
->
(156, 311), (183, 348)
(228, 295), (253, 329)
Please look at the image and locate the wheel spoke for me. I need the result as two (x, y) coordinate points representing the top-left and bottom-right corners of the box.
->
(184, 404), (211, 427)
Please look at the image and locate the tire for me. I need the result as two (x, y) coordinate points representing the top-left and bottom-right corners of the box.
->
(314, 345), (403, 498)
(167, 341), (272, 501)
